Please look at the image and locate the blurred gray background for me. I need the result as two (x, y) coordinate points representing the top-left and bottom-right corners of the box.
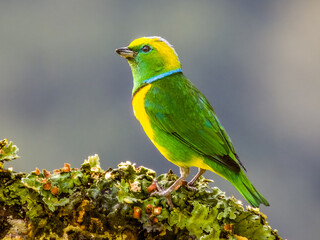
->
(1, 1), (319, 239)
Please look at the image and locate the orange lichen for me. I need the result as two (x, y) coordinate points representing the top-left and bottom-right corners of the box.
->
(63, 163), (71, 173)
(43, 169), (51, 178)
(147, 181), (157, 193)
(35, 168), (40, 175)
(224, 223), (233, 232)
(145, 204), (153, 214)
(133, 207), (142, 219)
(153, 207), (162, 215)
(42, 182), (52, 190)
(50, 186), (59, 195)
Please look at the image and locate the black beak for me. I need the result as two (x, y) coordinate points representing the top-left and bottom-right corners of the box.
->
(115, 47), (136, 59)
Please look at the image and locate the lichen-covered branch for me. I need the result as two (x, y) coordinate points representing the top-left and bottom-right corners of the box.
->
(0, 139), (282, 240)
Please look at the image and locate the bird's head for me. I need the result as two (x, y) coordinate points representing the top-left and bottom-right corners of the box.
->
(116, 36), (181, 92)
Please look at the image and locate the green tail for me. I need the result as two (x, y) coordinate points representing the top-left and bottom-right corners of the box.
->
(232, 171), (270, 208)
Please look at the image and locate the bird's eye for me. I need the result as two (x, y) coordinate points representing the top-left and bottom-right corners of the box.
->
(141, 45), (151, 53)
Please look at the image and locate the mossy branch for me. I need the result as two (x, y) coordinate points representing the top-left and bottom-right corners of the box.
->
(0, 139), (282, 240)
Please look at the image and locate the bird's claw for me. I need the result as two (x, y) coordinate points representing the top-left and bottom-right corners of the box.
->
(179, 179), (198, 192)
(150, 180), (163, 196)
(149, 180), (174, 209)
(186, 183), (198, 192)
(150, 180), (171, 197)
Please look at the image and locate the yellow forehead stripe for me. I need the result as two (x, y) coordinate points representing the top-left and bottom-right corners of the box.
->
(128, 37), (181, 71)
(128, 37), (155, 48)
(128, 37), (170, 49)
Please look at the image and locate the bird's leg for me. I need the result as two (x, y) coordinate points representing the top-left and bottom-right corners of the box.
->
(187, 168), (206, 190)
(151, 167), (190, 209)
(152, 167), (190, 197)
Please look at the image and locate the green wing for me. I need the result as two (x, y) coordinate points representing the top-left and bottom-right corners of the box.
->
(145, 75), (244, 172)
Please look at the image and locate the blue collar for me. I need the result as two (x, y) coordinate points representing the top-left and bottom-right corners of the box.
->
(141, 68), (182, 84)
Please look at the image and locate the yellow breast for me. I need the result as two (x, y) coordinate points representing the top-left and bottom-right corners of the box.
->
(132, 85), (155, 140)
(132, 84), (171, 159)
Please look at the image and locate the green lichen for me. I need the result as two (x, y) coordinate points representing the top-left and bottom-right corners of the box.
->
(21, 163), (87, 212)
(0, 139), (19, 164)
(0, 139), (282, 239)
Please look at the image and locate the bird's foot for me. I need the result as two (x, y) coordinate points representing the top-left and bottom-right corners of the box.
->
(150, 180), (174, 209)
(186, 182), (198, 192)
(179, 180), (196, 191)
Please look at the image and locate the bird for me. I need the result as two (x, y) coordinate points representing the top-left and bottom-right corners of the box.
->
(115, 36), (269, 208)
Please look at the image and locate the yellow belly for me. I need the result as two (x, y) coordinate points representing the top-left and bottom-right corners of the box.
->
(132, 85), (171, 159)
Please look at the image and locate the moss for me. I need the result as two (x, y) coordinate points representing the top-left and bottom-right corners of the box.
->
(0, 139), (282, 239)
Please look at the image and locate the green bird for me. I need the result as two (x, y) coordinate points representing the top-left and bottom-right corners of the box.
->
(116, 36), (269, 208)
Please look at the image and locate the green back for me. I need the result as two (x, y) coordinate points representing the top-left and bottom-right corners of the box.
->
(143, 73), (244, 173)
